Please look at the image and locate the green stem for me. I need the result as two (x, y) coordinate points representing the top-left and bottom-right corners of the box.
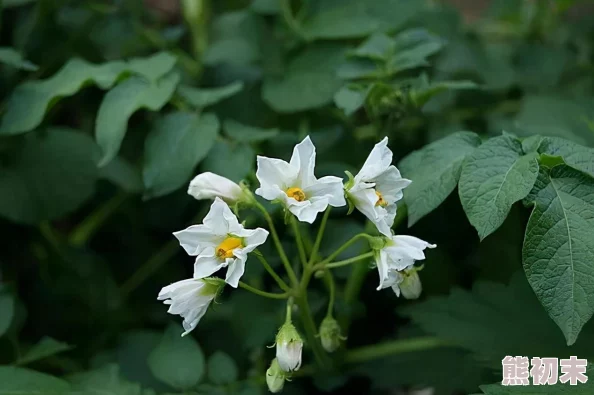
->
(324, 271), (336, 318)
(255, 252), (291, 292)
(69, 192), (128, 247)
(180, 0), (209, 62)
(290, 217), (308, 268)
(320, 252), (374, 270)
(239, 282), (290, 300)
(345, 337), (445, 363)
(295, 293), (329, 368)
(319, 233), (373, 266)
(286, 298), (293, 322)
(280, 0), (304, 40)
(255, 202), (299, 287)
(308, 207), (331, 266)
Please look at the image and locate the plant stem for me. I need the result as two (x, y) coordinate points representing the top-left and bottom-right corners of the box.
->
(69, 192), (128, 247)
(295, 293), (329, 368)
(255, 252), (291, 292)
(239, 282), (290, 300)
(255, 202), (299, 287)
(345, 337), (445, 363)
(318, 233), (373, 266)
(320, 252), (374, 270)
(324, 271), (336, 318)
(280, 0), (304, 40)
(290, 217), (308, 268)
(308, 207), (331, 266)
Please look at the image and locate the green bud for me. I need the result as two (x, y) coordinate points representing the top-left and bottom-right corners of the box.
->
(400, 269), (422, 299)
(200, 277), (225, 297)
(275, 322), (303, 372)
(266, 358), (287, 393)
(319, 316), (345, 353)
(368, 236), (387, 251)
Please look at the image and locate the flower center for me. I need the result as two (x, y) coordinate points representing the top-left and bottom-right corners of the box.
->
(285, 187), (306, 202)
(375, 190), (388, 207)
(216, 237), (243, 259)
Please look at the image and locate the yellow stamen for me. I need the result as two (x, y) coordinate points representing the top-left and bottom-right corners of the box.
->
(286, 187), (306, 202)
(216, 237), (243, 259)
(375, 190), (388, 207)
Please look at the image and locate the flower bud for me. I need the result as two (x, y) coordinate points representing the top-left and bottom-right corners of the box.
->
(319, 316), (344, 353)
(275, 322), (303, 372)
(188, 172), (249, 204)
(266, 358), (287, 393)
(400, 269), (422, 299)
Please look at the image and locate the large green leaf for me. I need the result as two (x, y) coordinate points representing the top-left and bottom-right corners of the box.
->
(523, 165), (594, 345)
(207, 351), (238, 385)
(0, 52), (176, 136)
(223, 119), (278, 142)
(0, 290), (14, 338)
(399, 131), (481, 226)
(177, 81), (244, 108)
(528, 136), (594, 179)
(202, 140), (255, 183)
(459, 134), (539, 240)
(402, 273), (594, 367)
(0, 47), (38, 70)
(68, 364), (144, 395)
(148, 324), (205, 390)
(262, 44), (346, 113)
(98, 156), (143, 193)
(17, 337), (72, 365)
(96, 72), (180, 166)
(0, 129), (98, 224)
(0, 366), (70, 394)
(143, 112), (219, 199)
(300, 0), (422, 40)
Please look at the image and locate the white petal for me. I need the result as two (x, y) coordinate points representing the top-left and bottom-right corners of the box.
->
(193, 248), (228, 279)
(289, 136), (316, 188)
(351, 188), (395, 237)
(255, 156), (299, 199)
(238, 227), (269, 253)
(303, 175), (346, 207)
(392, 235), (437, 250)
(188, 172), (244, 202)
(375, 250), (390, 290)
(202, 198), (232, 236)
(374, 166), (411, 204)
(355, 137), (392, 181)
(173, 225), (220, 256)
(225, 253), (246, 288)
(289, 198), (328, 223)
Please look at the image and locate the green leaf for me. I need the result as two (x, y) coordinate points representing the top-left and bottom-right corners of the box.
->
(399, 131), (482, 226)
(478, 364), (594, 394)
(0, 47), (38, 70)
(98, 156), (143, 193)
(0, 290), (14, 338)
(533, 136), (594, 178)
(300, 0), (422, 40)
(0, 52), (177, 136)
(0, 129), (98, 224)
(96, 72), (180, 166)
(2, 0), (36, 7)
(68, 364), (144, 395)
(402, 272), (594, 366)
(17, 337), (72, 365)
(0, 366), (70, 393)
(143, 112), (219, 198)
(349, 33), (395, 61)
(207, 351), (238, 385)
(148, 324), (205, 390)
(459, 134), (540, 240)
(333, 85), (369, 116)
(262, 44), (346, 113)
(202, 141), (255, 183)
(523, 165), (594, 345)
(177, 81), (244, 108)
(223, 119), (278, 142)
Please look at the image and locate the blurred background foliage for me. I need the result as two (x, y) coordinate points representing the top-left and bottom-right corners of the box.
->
(0, 0), (593, 394)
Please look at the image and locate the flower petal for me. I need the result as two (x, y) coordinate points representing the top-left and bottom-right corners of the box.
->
(202, 198), (232, 236)
(303, 175), (346, 207)
(188, 172), (244, 202)
(193, 248), (228, 279)
(355, 137), (392, 181)
(289, 198), (328, 223)
(225, 253), (247, 288)
(392, 235), (437, 250)
(238, 227), (269, 253)
(289, 136), (316, 188)
(374, 166), (411, 204)
(255, 156), (298, 198)
(173, 225), (220, 255)
(375, 250), (391, 290)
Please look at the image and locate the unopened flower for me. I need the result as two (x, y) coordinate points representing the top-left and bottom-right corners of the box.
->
(157, 277), (224, 336)
(382, 266), (423, 299)
(319, 316), (345, 353)
(275, 322), (303, 372)
(266, 358), (288, 393)
(173, 198), (268, 288)
(346, 137), (411, 236)
(255, 136), (346, 223)
(188, 172), (252, 204)
(373, 235), (435, 291)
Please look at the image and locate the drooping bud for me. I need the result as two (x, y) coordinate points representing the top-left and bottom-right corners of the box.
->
(275, 322), (303, 372)
(400, 268), (422, 299)
(319, 316), (345, 353)
(188, 172), (252, 205)
(266, 358), (287, 393)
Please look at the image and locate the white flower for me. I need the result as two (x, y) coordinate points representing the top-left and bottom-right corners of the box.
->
(266, 358), (287, 393)
(188, 172), (247, 204)
(157, 278), (222, 336)
(382, 268), (423, 299)
(173, 197), (269, 288)
(255, 136), (346, 223)
(347, 137), (411, 236)
(275, 322), (303, 372)
(375, 235), (435, 290)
